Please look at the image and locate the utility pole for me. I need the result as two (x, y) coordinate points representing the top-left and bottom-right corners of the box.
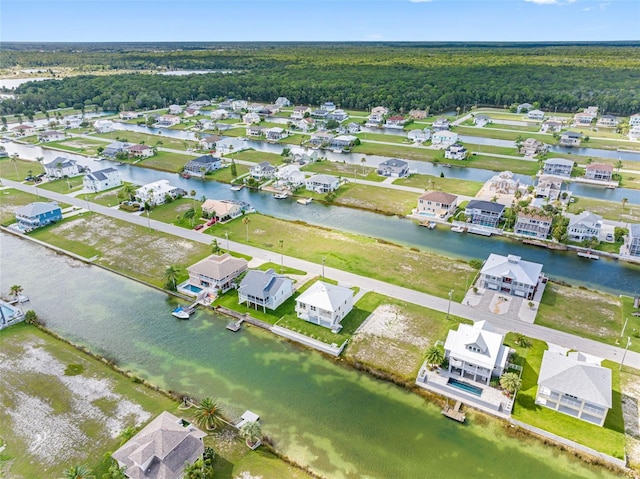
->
(322, 256), (326, 279)
(620, 337), (631, 371)
(446, 289), (454, 319)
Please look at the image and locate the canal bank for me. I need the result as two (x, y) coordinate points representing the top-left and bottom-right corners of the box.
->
(0, 234), (625, 479)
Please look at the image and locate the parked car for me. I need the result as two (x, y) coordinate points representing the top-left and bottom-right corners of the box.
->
(24, 176), (34, 182)
(606, 233), (614, 242)
(207, 218), (217, 226)
(193, 224), (204, 231)
(36, 172), (46, 178)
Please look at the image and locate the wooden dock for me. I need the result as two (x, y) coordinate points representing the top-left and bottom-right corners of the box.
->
(442, 401), (466, 423)
(226, 318), (244, 332)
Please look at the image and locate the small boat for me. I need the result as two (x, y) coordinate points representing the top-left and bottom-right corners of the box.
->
(577, 251), (599, 260)
(230, 184), (244, 191)
(171, 306), (191, 319)
(296, 198), (312, 205)
(451, 225), (465, 233)
(442, 163), (452, 168)
(182, 173), (191, 179)
(273, 192), (289, 199)
(17, 294), (29, 303)
(605, 185), (615, 190)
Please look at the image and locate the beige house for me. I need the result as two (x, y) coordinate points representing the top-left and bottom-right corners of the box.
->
(201, 199), (243, 222)
(416, 191), (458, 218)
(186, 253), (248, 293)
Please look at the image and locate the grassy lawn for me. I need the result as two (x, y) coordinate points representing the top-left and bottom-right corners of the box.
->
(29, 212), (211, 287)
(45, 138), (106, 156)
(454, 125), (552, 144)
(0, 157), (43, 181)
(566, 196), (640, 223)
(469, 144), (521, 156)
(256, 262), (306, 276)
(302, 161), (385, 182)
(148, 197), (206, 228)
(224, 149), (284, 164)
(464, 154), (540, 175)
(219, 127), (246, 138)
(206, 163), (250, 184)
(93, 131), (197, 150)
(279, 133), (308, 146)
(485, 123), (542, 133)
(358, 132), (411, 144)
(0, 188), (39, 224)
(38, 175), (85, 193)
(394, 173), (483, 196)
(206, 213), (475, 301)
(331, 182), (418, 216)
(138, 151), (193, 173)
(352, 142), (439, 162)
(507, 333), (625, 459)
(215, 287), (298, 325)
(83, 183), (135, 207)
(0, 324), (313, 479)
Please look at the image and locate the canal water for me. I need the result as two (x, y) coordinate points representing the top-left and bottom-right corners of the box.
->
(0, 234), (619, 479)
(3, 142), (640, 296)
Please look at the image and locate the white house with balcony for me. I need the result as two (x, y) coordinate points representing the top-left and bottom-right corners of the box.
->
(566, 211), (603, 242)
(479, 253), (543, 300)
(44, 157), (80, 178)
(431, 130), (458, 146)
(305, 174), (339, 193)
(83, 167), (122, 192)
(238, 269), (293, 312)
(295, 281), (354, 331)
(134, 180), (182, 206)
(93, 120), (114, 133)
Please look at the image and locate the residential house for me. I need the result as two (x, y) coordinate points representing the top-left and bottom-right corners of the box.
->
(216, 138), (247, 155)
(275, 97), (291, 108)
(585, 163), (613, 182)
(126, 144), (154, 158)
(238, 269), (294, 312)
(311, 109), (329, 119)
(38, 130), (65, 142)
(44, 157), (80, 178)
(93, 120), (114, 133)
(585, 106), (599, 116)
(559, 132), (582, 147)
(62, 117), (82, 129)
(218, 100), (233, 110)
(295, 280), (354, 331)
(289, 146), (318, 164)
(536, 351), (612, 427)
(103, 141), (134, 157)
(535, 175), (564, 201)
(520, 138), (547, 157)
(257, 107), (274, 118)
(189, 100), (211, 108)
(542, 119), (563, 133)
(330, 135), (358, 150)
(377, 158), (409, 178)
(199, 134), (222, 150)
(210, 109), (229, 120)
(250, 161), (276, 180)
(432, 117), (450, 131)
(201, 199), (243, 222)
(232, 100), (248, 111)
(465, 200), (505, 228)
(119, 111), (139, 120)
(345, 122), (361, 134)
(488, 170), (520, 195)
(243, 112), (261, 125)
(629, 113), (640, 128)
(543, 158), (574, 178)
(305, 174), (340, 193)
(385, 115), (406, 129)
(184, 155), (221, 176)
(574, 112), (594, 126)
(184, 107), (200, 117)
(409, 109), (427, 120)
(596, 115), (619, 128)
(514, 209), (553, 240)
(265, 127), (287, 141)
(407, 128), (431, 143)
(370, 106), (388, 117)
(416, 191), (458, 218)
(567, 211), (603, 242)
(431, 130), (458, 146)
(479, 253), (543, 299)
(14, 201), (62, 232)
(322, 102), (337, 112)
(168, 104), (183, 115)
(443, 320), (510, 385)
(444, 143), (468, 160)
(154, 115), (181, 127)
(516, 103), (534, 113)
(309, 132), (334, 148)
(293, 118), (316, 132)
(527, 109), (545, 121)
(134, 180), (182, 206)
(186, 253), (248, 293)
(246, 125), (265, 138)
(291, 106), (311, 120)
(112, 411), (206, 479)
(247, 103), (264, 113)
(627, 224), (640, 257)
(629, 126), (640, 141)
(474, 115), (490, 127)
(367, 106), (388, 125)
(327, 109), (349, 122)
(275, 164), (306, 187)
(82, 168), (121, 192)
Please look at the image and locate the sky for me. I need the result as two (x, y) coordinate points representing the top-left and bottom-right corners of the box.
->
(1, 0), (638, 43)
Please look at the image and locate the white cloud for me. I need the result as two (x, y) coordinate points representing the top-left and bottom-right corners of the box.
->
(409, 0), (433, 3)
(524, 0), (559, 4)
(599, 2), (610, 10)
(582, 6), (592, 10)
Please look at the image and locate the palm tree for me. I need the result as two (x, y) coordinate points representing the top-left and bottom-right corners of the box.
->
(10, 285), (23, 302)
(499, 372), (522, 397)
(360, 157), (367, 175)
(120, 183), (137, 202)
(278, 239), (284, 273)
(622, 197), (628, 210)
(615, 159), (623, 173)
(10, 153), (19, 179)
(242, 216), (250, 242)
(63, 464), (95, 479)
(183, 207), (196, 227)
(164, 265), (181, 291)
(190, 189), (197, 209)
(36, 156), (45, 173)
(240, 421), (262, 448)
(193, 397), (224, 430)
(423, 345), (444, 369)
(211, 239), (221, 254)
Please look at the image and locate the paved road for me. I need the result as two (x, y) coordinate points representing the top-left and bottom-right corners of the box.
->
(4, 177), (640, 369)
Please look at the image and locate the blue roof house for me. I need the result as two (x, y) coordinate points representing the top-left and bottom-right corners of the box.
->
(14, 201), (62, 232)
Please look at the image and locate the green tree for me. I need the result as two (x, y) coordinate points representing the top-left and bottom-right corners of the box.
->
(211, 239), (221, 254)
(101, 460), (127, 479)
(614, 226), (628, 242)
(120, 183), (137, 202)
(63, 464), (95, 479)
(9, 284), (23, 301)
(193, 397), (224, 430)
(240, 421), (262, 448)
(499, 372), (522, 396)
(423, 345), (444, 369)
(164, 265), (181, 291)
(621, 197), (628, 210)
(242, 216), (250, 242)
(230, 159), (237, 178)
(24, 310), (39, 325)
(183, 207), (196, 227)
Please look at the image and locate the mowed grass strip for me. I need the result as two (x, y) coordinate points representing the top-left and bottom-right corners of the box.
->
(0, 157), (43, 181)
(93, 130), (198, 150)
(224, 149), (284, 164)
(352, 142), (439, 162)
(302, 161), (385, 182)
(138, 151), (194, 173)
(394, 173), (482, 197)
(567, 196), (640, 222)
(39, 175), (85, 193)
(331, 182), (418, 216)
(507, 333), (625, 459)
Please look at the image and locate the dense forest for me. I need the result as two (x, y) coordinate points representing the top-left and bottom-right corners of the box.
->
(1, 43), (639, 116)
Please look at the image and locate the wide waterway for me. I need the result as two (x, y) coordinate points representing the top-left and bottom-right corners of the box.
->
(0, 233), (619, 479)
(3, 142), (640, 296)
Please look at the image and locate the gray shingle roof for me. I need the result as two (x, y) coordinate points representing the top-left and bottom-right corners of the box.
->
(15, 201), (60, 217)
(238, 269), (289, 300)
(378, 159), (408, 169)
(44, 157), (75, 169)
(466, 200), (505, 213)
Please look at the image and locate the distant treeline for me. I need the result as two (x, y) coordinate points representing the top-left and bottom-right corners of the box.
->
(2, 44), (640, 116)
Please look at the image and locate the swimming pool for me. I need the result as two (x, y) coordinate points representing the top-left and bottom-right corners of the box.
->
(182, 284), (203, 294)
(447, 377), (483, 397)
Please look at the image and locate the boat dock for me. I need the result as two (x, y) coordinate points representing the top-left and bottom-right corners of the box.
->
(577, 251), (600, 260)
(442, 401), (466, 423)
(226, 318), (244, 332)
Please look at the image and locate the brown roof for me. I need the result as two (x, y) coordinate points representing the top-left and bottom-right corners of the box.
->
(418, 190), (458, 204)
(188, 253), (247, 281)
(518, 208), (552, 221)
(586, 163), (613, 172)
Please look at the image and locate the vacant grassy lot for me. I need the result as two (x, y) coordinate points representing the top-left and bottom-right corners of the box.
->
(0, 157), (42, 181)
(93, 131), (198, 150)
(302, 161), (385, 182)
(206, 163), (250, 183)
(567, 196), (640, 223)
(224, 149), (284, 164)
(331, 182), (418, 216)
(219, 127), (246, 138)
(0, 188), (39, 224)
(507, 333), (625, 459)
(485, 123), (542, 133)
(84, 183), (133, 207)
(394, 173), (482, 197)
(46, 138), (106, 156)
(454, 125), (552, 144)
(29, 213), (211, 287)
(148, 197), (205, 228)
(207, 213), (475, 301)
(0, 324), (313, 479)
(39, 175), (85, 193)
(138, 151), (193, 173)
(464, 154), (540, 175)
(352, 142), (439, 162)
(279, 133), (308, 146)
(358, 132), (410, 144)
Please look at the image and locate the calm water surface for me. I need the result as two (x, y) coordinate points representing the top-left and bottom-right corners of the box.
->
(0, 234), (618, 479)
